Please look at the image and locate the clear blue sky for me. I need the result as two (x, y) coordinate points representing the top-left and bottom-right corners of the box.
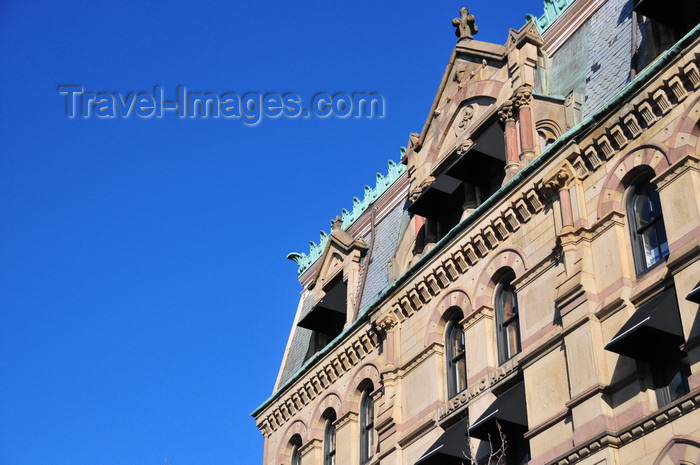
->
(1, 2), (545, 465)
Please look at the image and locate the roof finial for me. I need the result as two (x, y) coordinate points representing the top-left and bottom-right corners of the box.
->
(452, 7), (478, 40)
(331, 215), (343, 231)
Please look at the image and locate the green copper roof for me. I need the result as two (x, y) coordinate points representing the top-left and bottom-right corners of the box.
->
(526, 0), (577, 32)
(287, 150), (407, 276)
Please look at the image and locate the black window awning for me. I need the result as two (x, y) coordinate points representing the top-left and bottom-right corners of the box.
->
(444, 148), (505, 186)
(297, 280), (347, 335)
(634, 0), (700, 29)
(468, 381), (528, 441)
(407, 173), (463, 219)
(415, 421), (471, 465)
(605, 287), (683, 361)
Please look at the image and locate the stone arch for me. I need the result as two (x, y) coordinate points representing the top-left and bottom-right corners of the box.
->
(670, 94), (700, 163)
(596, 143), (671, 219)
(473, 247), (528, 310)
(652, 436), (700, 465)
(424, 288), (472, 347)
(439, 95), (498, 138)
(310, 391), (342, 433)
(426, 80), (505, 164)
(345, 362), (382, 411)
(536, 119), (562, 148)
(275, 419), (308, 465)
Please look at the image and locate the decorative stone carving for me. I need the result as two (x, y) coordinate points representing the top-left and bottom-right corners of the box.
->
(452, 7), (478, 40)
(377, 313), (397, 333)
(454, 64), (467, 82)
(543, 162), (576, 193)
(684, 62), (700, 89)
(456, 104), (475, 135)
(409, 175), (435, 202)
(498, 100), (515, 123)
(456, 138), (474, 155)
(653, 88), (672, 114)
(513, 85), (533, 109)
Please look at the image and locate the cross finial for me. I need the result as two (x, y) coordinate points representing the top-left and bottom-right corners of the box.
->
(452, 7), (478, 40)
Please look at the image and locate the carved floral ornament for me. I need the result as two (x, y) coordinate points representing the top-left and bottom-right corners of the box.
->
(498, 101), (515, 123)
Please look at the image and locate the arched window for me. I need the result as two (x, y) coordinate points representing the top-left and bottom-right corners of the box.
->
(496, 272), (521, 364)
(445, 314), (467, 398)
(290, 435), (302, 465)
(323, 410), (337, 465)
(627, 173), (668, 275)
(360, 383), (375, 464)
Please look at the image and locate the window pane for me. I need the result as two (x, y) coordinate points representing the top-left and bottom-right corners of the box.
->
(455, 355), (467, 393)
(446, 319), (467, 398)
(360, 388), (374, 464)
(502, 289), (517, 320)
(640, 228), (661, 268)
(291, 444), (301, 465)
(506, 322), (520, 359)
(634, 190), (652, 228)
(629, 176), (669, 274)
(658, 221), (669, 258)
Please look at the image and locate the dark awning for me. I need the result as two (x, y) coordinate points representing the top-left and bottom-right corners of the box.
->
(444, 148), (505, 186)
(407, 173), (463, 218)
(415, 421), (471, 465)
(605, 287), (683, 361)
(297, 280), (347, 335)
(468, 381), (528, 441)
(634, 0), (700, 29)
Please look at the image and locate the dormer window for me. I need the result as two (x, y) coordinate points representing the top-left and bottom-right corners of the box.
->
(409, 117), (506, 241)
(633, 0), (699, 72)
(299, 274), (347, 358)
(295, 219), (367, 360)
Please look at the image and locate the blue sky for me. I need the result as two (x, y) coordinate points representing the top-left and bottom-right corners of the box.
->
(0, 2), (546, 465)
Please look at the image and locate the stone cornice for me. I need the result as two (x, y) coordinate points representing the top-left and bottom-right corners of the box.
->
(653, 153), (700, 191)
(400, 342), (443, 378)
(463, 305), (494, 329)
(336, 411), (358, 428)
(547, 390), (700, 465)
(256, 326), (380, 436)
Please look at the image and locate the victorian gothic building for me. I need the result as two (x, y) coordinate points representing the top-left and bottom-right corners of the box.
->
(252, 1), (700, 464)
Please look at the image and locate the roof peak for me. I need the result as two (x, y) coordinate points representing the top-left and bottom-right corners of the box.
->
(286, 150), (407, 276)
(526, 0), (578, 32)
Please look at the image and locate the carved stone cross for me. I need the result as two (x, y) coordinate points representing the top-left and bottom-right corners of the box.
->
(452, 7), (478, 40)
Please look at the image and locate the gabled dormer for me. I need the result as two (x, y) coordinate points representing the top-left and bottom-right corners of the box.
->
(399, 10), (579, 254)
(296, 217), (367, 357)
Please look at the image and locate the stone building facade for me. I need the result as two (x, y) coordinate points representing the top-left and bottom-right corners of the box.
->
(253, 1), (700, 464)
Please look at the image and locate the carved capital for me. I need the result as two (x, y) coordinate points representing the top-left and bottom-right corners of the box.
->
(375, 313), (397, 332)
(513, 85), (533, 109)
(452, 7), (478, 40)
(498, 100), (515, 123)
(543, 161), (577, 192)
